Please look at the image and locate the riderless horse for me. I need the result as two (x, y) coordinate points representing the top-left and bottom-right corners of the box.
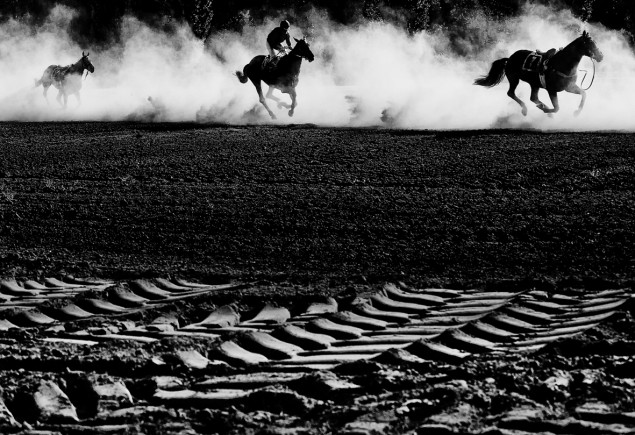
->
(236, 38), (314, 119)
(474, 31), (603, 116)
(34, 52), (95, 109)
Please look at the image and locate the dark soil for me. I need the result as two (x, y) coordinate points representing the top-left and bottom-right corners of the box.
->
(1, 123), (634, 286)
(0, 122), (634, 434)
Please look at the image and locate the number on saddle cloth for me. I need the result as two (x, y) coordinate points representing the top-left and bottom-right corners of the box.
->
(522, 53), (543, 72)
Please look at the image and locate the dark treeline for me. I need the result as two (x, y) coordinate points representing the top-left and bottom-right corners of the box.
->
(1, 0), (634, 49)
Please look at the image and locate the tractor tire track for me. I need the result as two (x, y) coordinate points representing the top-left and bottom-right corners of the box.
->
(1, 279), (632, 433)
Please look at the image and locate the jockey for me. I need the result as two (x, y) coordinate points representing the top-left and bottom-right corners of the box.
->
(267, 20), (292, 58)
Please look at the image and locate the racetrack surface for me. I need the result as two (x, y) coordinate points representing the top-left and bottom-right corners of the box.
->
(1, 122), (634, 285)
(0, 122), (634, 434)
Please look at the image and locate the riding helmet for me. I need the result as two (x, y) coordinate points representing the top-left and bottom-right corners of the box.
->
(280, 20), (290, 29)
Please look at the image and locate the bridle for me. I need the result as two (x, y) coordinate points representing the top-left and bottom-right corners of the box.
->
(289, 39), (314, 61)
(289, 47), (311, 60)
(80, 56), (93, 81)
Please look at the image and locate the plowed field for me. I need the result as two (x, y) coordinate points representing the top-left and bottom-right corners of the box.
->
(0, 122), (634, 434)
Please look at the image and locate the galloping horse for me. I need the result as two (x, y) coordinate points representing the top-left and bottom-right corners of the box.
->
(236, 38), (314, 119)
(34, 52), (95, 108)
(474, 31), (603, 116)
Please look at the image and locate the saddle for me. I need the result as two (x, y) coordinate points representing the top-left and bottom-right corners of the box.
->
(50, 65), (70, 83)
(522, 48), (557, 88)
(262, 49), (289, 71)
(262, 56), (277, 71)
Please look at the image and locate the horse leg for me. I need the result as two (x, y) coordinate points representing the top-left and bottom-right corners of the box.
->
(288, 89), (297, 117)
(266, 87), (291, 110)
(76, 92), (82, 107)
(252, 79), (276, 119)
(543, 91), (560, 114)
(42, 84), (50, 104)
(506, 74), (527, 116)
(566, 83), (586, 116)
(56, 90), (64, 108)
(529, 85), (550, 113)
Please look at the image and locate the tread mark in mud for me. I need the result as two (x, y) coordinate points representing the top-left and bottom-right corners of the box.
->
(0, 279), (633, 433)
(3, 279), (628, 370)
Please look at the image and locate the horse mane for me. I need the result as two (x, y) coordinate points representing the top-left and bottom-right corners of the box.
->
(67, 58), (85, 74)
(576, 30), (594, 48)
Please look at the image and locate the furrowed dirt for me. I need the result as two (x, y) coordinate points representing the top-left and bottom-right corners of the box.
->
(0, 122), (634, 434)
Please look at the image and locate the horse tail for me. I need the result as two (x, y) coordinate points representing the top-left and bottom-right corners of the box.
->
(34, 78), (42, 88)
(474, 58), (508, 87)
(235, 66), (249, 84)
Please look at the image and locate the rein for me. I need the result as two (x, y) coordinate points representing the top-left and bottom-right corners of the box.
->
(551, 57), (596, 90)
(578, 58), (596, 91)
(552, 69), (577, 79)
(545, 37), (593, 83)
(286, 50), (303, 59)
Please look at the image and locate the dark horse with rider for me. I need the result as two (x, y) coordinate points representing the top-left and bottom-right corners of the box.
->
(475, 31), (603, 116)
(236, 20), (315, 119)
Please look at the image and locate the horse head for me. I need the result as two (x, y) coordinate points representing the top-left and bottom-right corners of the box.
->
(580, 31), (603, 63)
(292, 37), (314, 62)
(81, 51), (95, 73)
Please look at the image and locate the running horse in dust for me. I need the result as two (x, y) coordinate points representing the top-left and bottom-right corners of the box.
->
(236, 37), (314, 119)
(474, 31), (603, 116)
(34, 52), (95, 109)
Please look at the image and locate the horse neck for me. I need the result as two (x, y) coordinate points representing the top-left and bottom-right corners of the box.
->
(280, 51), (303, 74)
(552, 38), (585, 74)
(68, 60), (85, 75)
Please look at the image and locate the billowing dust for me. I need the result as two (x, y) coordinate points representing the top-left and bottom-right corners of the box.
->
(1, 3), (633, 130)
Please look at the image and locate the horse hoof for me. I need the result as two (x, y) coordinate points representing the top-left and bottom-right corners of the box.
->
(521, 108), (528, 117)
(574, 110), (582, 117)
(288, 110), (294, 117)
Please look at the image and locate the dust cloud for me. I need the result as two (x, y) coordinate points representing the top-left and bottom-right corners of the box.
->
(0, 3), (633, 130)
